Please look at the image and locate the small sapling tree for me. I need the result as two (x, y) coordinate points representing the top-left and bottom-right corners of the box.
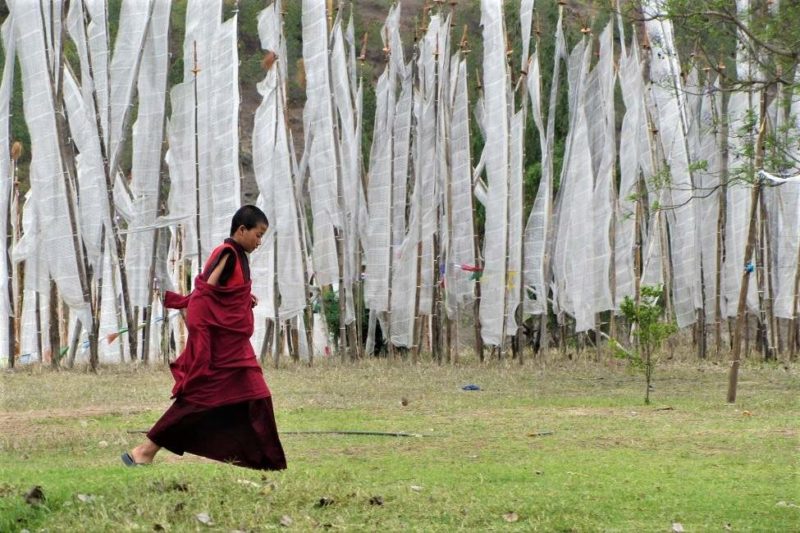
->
(611, 285), (677, 405)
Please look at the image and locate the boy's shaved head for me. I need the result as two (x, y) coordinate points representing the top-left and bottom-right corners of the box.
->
(230, 205), (269, 236)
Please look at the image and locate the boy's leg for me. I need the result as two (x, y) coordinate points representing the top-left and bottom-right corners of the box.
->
(130, 438), (162, 464)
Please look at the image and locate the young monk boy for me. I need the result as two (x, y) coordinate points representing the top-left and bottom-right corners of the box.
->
(122, 205), (286, 470)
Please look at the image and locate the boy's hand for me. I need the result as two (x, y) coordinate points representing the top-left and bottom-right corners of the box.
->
(251, 295), (258, 308)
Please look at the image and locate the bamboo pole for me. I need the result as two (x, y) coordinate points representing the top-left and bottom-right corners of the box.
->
(84, 1), (155, 364)
(470, 166), (483, 362)
(710, 78), (728, 356)
(7, 142), (22, 368)
(141, 12), (174, 364)
(192, 41), (203, 272)
(288, 319), (299, 361)
(49, 68), (96, 368)
(410, 32), (423, 365)
(498, 25), (513, 360)
(298, 207), (314, 365)
(279, 65), (314, 364)
(73, 1), (146, 365)
(323, 12), (350, 362)
(109, 245), (126, 363)
(346, 309), (359, 359)
(431, 30), (443, 364)
(335, 233), (348, 361)
(67, 319), (82, 368)
(141, 175), (169, 363)
(176, 227), (187, 354)
(633, 172), (645, 354)
(439, 1), (457, 366)
(760, 189), (778, 359)
(89, 227), (106, 369)
(515, 23), (532, 366)
(789, 226), (800, 360)
(34, 291), (43, 362)
(539, 6), (566, 356)
(299, 221), (315, 365)
(58, 297), (68, 364)
(42, 4), (96, 369)
(754, 190), (776, 359)
(385, 42), (396, 358)
(755, 214), (768, 357)
(47, 280), (60, 367)
(261, 318), (274, 365)
(273, 235), (281, 367)
(444, 63), (456, 365)
(352, 34), (367, 361)
(161, 303), (170, 364)
(412, 240), (423, 363)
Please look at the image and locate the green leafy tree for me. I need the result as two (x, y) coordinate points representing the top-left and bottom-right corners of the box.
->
(611, 285), (677, 405)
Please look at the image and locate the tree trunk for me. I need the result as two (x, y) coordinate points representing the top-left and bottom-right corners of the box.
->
(48, 279), (60, 368)
(789, 230), (800, 360)
(727, 95), (768, 403)
(412, 241), (423, 364)
(67, 319), (82, 368)
(696, 309), (707, 359)
(472, 204), (483, 363)
(714, 86), (729, 356)
(432, 233), (442, 364)
(644, 347), (652, 405)
(5, 178), (15, 368)
(260, 318), (274, 365)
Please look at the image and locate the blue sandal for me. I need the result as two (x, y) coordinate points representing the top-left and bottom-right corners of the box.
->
(121, 452), (146, 467)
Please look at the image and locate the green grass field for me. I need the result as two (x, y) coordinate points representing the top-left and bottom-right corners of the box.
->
(1, 356), (798, 532)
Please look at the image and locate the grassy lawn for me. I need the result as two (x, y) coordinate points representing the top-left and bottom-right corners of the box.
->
(1, 356), (798, 532)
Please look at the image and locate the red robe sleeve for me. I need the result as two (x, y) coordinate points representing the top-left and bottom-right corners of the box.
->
(164, 290), (190, 310)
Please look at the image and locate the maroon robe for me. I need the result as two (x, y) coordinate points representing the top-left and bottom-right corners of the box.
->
(164, 277), (268, 407)
(147, 244), (285, 470)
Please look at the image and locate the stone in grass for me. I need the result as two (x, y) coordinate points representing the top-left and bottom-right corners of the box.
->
(195, 512), (214, 526)
(24, 486), (45, 507)
(503, 512), (519, 523)
(280, 515), (293, 527)
(672, 522), (685, 532)
(76, 493), (96, 504)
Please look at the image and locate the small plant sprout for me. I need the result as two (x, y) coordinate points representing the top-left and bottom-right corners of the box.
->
(611, 285), (677, 405)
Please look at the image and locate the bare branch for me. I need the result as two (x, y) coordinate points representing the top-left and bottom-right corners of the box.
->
(631, 7), (798, 60)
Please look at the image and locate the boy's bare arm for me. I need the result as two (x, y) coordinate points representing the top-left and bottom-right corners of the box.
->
(206, 255), (229, 286)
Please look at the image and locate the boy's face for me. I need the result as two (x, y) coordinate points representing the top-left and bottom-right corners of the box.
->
(234, 223), (268, 253)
